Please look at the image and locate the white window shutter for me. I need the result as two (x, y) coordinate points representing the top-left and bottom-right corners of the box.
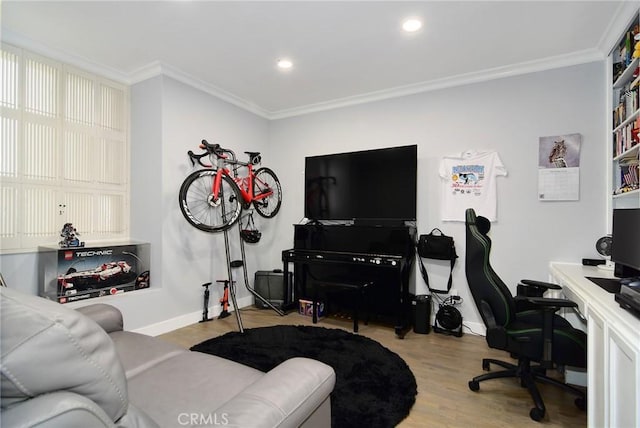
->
(0, 44), (130, 252)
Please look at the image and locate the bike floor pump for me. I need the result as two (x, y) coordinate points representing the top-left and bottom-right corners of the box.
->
(217, 260), (243, 319)
(199, 282), (214, 323)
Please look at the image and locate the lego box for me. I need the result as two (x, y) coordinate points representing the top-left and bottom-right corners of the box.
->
(38, 242), (150, 304)
(298, 299), (325, 318)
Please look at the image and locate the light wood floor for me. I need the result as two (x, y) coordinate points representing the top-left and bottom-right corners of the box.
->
(159, 307), (587, 428)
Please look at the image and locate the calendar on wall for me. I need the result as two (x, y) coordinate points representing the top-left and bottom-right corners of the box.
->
(538, 133), (581, 201)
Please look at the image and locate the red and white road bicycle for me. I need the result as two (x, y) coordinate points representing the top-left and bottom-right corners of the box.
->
(179, 140), (282, 232)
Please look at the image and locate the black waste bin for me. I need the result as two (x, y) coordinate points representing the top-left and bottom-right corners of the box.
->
(413, 294), (432, 334)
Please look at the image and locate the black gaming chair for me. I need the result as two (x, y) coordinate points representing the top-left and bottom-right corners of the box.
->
(464, 208), (587, 421)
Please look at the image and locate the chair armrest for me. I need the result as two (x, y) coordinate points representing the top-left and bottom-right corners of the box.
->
(517, 279), (561, 298)
(1, 391), (116, 428)
(520, 279), (561, 290)
(75, 304), (124, 333)
(515, 296), (578, 310)
(215, 357), (336, 428)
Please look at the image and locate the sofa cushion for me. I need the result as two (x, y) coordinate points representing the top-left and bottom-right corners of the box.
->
(124, 350), (263, 425)
(109, 331), (187, 379)
(0, 287), (129, 423)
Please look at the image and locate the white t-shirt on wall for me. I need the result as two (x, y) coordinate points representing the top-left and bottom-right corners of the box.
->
(438, 151), (507, 222)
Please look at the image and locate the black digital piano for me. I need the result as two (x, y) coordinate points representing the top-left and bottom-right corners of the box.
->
(282, 223), (416, 337)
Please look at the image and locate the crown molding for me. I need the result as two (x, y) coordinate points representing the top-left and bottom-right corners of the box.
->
(268, 48), (605, 120)
(1, 29), (130, 84)
(128, 62), (271, 119)
(597, 1), (639, 56)
(2, 28), (609, 121)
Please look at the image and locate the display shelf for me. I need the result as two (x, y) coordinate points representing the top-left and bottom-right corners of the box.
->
(613, 188), (640, 199)
(612, 109), (639, 134)
(613, 57), (639, 89)
(614, 143), (640, 162)
(609, 9), (640, 213)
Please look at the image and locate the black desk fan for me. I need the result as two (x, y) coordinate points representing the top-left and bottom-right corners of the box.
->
(595, 235), (614, 271)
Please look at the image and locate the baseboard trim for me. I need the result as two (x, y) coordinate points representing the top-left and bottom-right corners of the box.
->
(461, 320), (486, 336)
(133, 295), (254, 336)
(133, 297), (487, 337)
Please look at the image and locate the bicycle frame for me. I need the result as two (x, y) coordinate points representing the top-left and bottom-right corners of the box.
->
(212, 160), (273, 205)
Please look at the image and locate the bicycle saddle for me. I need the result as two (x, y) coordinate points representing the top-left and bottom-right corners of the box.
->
(245, 152), (261, 165)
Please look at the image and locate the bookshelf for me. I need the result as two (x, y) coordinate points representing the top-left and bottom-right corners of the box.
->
(609, 8), (640, 217)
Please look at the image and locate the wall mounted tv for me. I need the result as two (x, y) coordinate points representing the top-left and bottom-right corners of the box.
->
(304, 145), (417, 223)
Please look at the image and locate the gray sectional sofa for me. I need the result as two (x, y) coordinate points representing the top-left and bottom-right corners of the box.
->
(0, 287), (336, 427)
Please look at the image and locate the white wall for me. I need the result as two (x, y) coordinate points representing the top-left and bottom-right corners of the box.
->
(0, 61), (607, 333)
(124, 75), (272, 330)
(0, 75), (271, 332)
(267, 62), (607, 330)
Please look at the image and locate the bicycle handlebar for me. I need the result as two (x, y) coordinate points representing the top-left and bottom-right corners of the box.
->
(187, 150), (210, 167)
(199, 139), (224, 155)
(188, 140), (240, 168)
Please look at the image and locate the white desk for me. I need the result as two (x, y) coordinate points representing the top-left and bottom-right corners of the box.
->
(549, 262), (640, 428)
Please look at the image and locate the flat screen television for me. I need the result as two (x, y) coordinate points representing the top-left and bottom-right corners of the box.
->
(611, 208), (640, 278)
(304, 145), (417, 223)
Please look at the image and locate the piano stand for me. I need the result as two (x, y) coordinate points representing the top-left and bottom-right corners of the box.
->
(311, 279), (372, 333)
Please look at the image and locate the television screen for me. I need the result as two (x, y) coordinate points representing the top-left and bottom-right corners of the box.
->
(304, 145), (417, 222)
(611, 208), (640, 274)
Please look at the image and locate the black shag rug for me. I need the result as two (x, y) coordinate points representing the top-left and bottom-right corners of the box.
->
(191, 325), (417, 427)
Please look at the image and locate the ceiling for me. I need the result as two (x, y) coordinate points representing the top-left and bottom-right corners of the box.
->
(1, 1), (633, 119)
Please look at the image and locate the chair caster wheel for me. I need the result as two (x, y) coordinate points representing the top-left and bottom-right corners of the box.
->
(482, 361), (490, 371)
(529, 407), (545, 422)
(575, 396), (587, 411)
(468, 380), (480, 391)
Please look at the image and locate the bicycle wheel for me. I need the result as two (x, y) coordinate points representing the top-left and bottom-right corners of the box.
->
(252, 167), (282, 218)
(179, 169), (242, 232)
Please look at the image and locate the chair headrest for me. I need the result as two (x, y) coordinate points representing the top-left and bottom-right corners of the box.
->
(0, 287), (128, 422)
(476, 215), (491, 236)
(465, 208), (491, 236)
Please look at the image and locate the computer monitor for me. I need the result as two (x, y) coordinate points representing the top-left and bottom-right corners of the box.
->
(611, 208), (640, 279)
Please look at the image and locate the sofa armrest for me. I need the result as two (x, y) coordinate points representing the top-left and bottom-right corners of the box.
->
(1, 391), (116, 428)
(215, 357), (336, 428)
(76, 304), (124, 333)
(1, 392), (160, 428)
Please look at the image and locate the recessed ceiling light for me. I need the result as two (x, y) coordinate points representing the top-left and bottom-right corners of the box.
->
(277, 59), (293, 69)
(402, 18), (422, 33)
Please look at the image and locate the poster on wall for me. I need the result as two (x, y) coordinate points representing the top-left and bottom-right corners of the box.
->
(538, 133), (581, 201)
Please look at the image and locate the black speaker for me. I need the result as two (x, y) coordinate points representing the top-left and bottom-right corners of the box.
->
(412, 295), (432, 334)
(254, 270), (292, 309)
(433, 305), (463, 337)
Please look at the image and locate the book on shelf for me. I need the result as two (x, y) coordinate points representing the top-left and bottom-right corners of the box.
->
(613, 120), (639, 157)
(617, 24), (638, 67)
(613, 83), (638, 126)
